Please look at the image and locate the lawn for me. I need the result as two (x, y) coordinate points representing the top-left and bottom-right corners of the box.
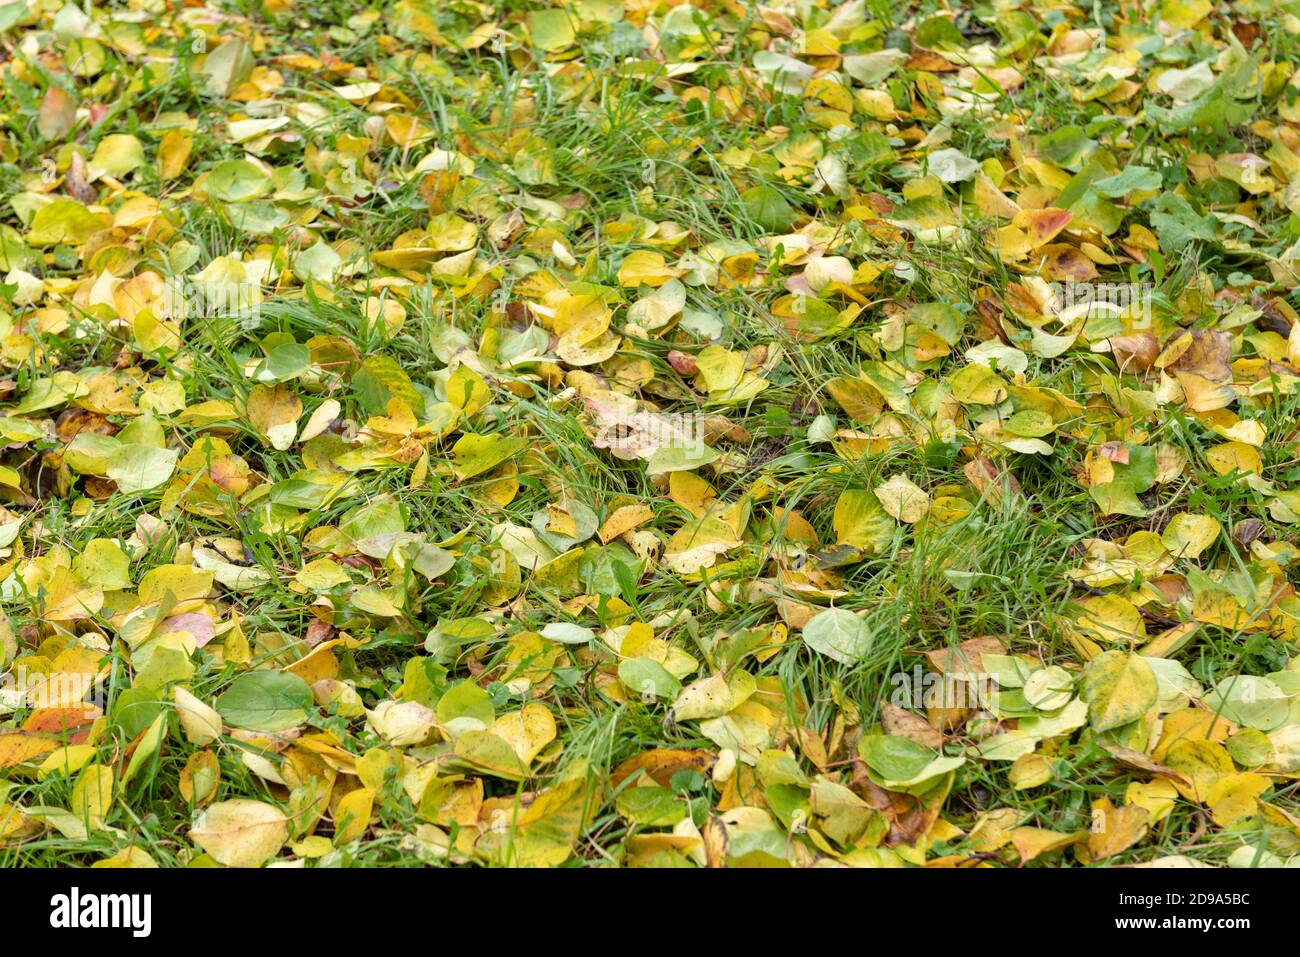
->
(0, 0), (1298, 868)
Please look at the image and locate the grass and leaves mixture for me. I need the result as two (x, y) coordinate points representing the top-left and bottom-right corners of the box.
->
(1, 0), (1300, 868)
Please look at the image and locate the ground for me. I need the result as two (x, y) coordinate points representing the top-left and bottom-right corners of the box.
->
(0, 0), (1299, 868)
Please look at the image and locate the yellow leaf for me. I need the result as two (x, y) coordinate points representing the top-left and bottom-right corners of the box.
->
(333, 786), (376, 844)
(245, 384), (303, 451)
(1160, 513), (1221, 560)
(874, 474), (929, 523)
(70, 764), (114, 830)
(618, 250), (684, 288)
(489, 704), (557, 766)
(158, 129), (193, 180)
(1087, 796), (1148, 860)
(173, 686), (223, 746)
(599, 504), (655, 543)
(190, 799), (289, 867)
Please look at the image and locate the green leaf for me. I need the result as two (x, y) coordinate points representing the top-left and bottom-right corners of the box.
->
(253, 343), (310, 383)
(26, 199), (107, 246)
(529, 8), (575, 52)
(913, 15), (964, 51)
(436, 680), (496, 734)
(615, 786), (687, 826)
(206, 159), (272, 203)
(1079, 651), (1158, 733)
(216, 672), (314, 732)
(1150, 194), (1218, 252)
(353, 355), (425, 418)
(618, 657), (681, 700)
(739, 185), (794, 233)
(802, 608), (873, 665)
(451, 432), (525, 481)
(859, 733), (964, 792)
(1204, 676), (1291, 731)
(1092, 166), (1162, 197)
(105, 444), (178, 494)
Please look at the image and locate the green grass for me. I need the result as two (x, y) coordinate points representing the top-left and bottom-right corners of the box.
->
(1, 0), (1299, 869)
